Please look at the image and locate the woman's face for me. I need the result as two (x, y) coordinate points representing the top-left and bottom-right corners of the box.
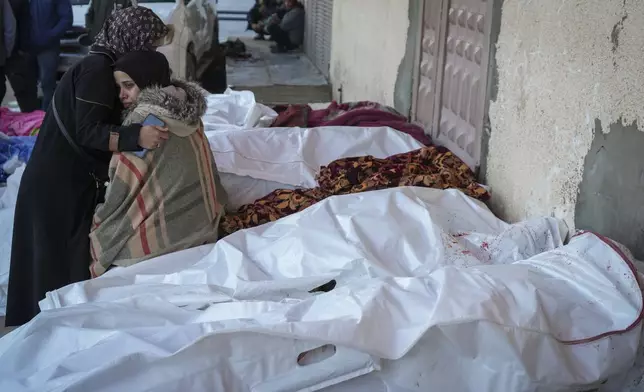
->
(114, 71), (140, 109)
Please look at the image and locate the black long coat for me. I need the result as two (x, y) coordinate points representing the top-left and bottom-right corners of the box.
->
(5, 49), (142, 326)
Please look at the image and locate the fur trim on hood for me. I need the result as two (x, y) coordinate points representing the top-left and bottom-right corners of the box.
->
(124, 79), (208, 125)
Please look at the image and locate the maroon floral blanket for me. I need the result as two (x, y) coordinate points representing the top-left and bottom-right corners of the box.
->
(271, 101), (432, 145)
(220, 146), (488, 236)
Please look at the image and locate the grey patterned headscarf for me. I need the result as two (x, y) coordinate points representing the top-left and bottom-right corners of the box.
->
(93, 6), (169, 58)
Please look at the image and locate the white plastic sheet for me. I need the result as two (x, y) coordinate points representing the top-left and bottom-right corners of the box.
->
(208, 126), (424, 188)
(0, 165), (24, 316)
(218, 173), (297, 211)
(202, 88), (277, 132)
(0, 187), (640, 391)
(201, 88), (426, 209)
(0, 164), (22, 209)
(208, 125), (424, 208)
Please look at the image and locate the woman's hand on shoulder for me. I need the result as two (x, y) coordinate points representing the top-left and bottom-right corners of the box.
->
(138, 125), (169, 149)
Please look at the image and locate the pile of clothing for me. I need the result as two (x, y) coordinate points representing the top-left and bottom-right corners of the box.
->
(0, 108), (45, 137)
(0, 107), (44, 181)
(0, 135), (36, 183)
(271, 101), (432, 145)
(221, 146), (488, 235)
(220, 39), (252, 60)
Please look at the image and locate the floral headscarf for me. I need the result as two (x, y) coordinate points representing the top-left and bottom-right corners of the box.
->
(93, 6), (169, 58)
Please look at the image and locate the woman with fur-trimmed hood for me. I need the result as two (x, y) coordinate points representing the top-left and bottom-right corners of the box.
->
(88, 51), (228, 277)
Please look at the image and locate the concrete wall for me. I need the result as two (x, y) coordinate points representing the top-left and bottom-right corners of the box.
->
(575, 120), (644, 259)
(329, 0), (421, 116)
(485, 0), (644, 257)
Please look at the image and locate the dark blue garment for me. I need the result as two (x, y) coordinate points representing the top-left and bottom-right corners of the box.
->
(37, 47), (60, 110)
(28, 0), (72, 53)
(0, 136), (37, 183)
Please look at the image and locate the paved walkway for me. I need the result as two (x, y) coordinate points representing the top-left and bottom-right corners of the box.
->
(226, 38), (332, 105)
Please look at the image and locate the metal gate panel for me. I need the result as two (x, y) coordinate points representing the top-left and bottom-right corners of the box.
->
(415, 0), (493, 170)
(414, 0), (448, 136)
(437, 0), (493, 169)
(303, 0), (333, 78)
(318, 0), (333, 78)
(303, 0), (316, 64)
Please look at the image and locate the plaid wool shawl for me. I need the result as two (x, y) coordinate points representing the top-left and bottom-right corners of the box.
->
(89, 80), (223, 277)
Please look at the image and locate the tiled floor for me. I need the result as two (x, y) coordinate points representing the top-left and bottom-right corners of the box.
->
(226, 38), (332, 105)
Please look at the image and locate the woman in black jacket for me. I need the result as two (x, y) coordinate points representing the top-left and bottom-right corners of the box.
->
(5, 6), (171, 326)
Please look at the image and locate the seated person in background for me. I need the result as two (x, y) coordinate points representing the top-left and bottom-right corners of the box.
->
(88, 51), (228, 277)
(247, 0), (261, 30)
(265, 0), (305, 53)
(247, 0), (280, 40)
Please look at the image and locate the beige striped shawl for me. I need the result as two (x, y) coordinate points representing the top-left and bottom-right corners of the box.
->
(89, 80), (223, 277)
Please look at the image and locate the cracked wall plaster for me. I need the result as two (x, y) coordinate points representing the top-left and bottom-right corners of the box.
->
(486, 0), (644, 228)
